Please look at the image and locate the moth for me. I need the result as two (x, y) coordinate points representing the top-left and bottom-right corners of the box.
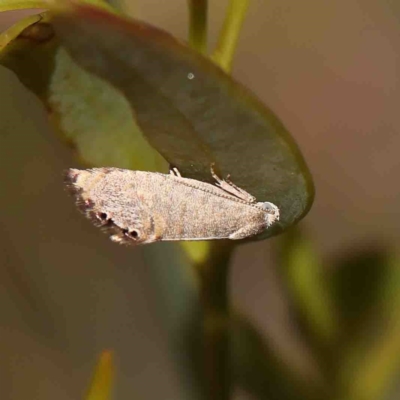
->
(65, 166), (279, 245)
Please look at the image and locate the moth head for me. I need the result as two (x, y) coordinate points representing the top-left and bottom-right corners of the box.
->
(259, 201), (280, 227)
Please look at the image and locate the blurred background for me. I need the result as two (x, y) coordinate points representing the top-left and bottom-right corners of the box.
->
(0, 0), (399, 399)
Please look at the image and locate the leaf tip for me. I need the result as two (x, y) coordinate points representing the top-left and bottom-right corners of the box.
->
(85, 350), (114, 400)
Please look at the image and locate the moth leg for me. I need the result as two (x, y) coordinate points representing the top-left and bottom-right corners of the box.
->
(229, 225), (257, 240)
(210, 164), (256, 203)
(169, 166), (182, 177)
(224, 174), (257, 202)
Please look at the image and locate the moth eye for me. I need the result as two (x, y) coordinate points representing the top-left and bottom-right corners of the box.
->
(99, 212), (108, 220)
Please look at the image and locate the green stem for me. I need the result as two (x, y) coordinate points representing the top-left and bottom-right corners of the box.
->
(197, 241), (235, 400)
(188, 0), (208, 54)
(212, 0), (250, 73)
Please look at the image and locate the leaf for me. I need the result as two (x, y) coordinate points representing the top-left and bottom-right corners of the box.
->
(0, 1), (47, 11)
(277, 228), (338, 354)
(339, 314), (400, 400)
(50, 2), (314, 238)
(142, 243), (205, 400)
(0, 5), (164, 172)
(211, 0), (250, 72)
(85, 350), (114, 400)
(0, 0), (114, 12)
(332, 250), (400, 400)
(232, 314), (326, 400)
(330, 247), (394, 339)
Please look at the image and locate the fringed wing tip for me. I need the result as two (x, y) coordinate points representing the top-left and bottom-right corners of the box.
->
(63, 168), (81, 192)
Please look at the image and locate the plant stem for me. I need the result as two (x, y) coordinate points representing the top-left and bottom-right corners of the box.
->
(197, 241), (235, 400)
(188, 0), (208, 54)
(212, 0), (250, 73)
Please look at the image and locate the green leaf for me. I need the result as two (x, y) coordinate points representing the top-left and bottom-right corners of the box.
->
(212, 0), (250, 73)
(0, 1), (47, 11)
(330, 248), (394, 340)
(188, 0), (207, 54)
(0, 12), (57, 97)
(0, 0), (114, 12)
(85, 351), (114, 400)
(232, 314), (326, 400)
(0, 5), (164, 172)
(332, 250), (400, 400)
(278, 228), (338, 353)
(50, 2), (314, 238)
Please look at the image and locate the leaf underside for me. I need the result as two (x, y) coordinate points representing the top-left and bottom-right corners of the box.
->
(50, 3), (314, 239)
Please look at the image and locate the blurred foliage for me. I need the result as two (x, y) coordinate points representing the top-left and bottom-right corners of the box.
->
(1, 1), (400, 400)
(85, 351), (114, 400)
(211, 0), (250, 73)
(278, 229), (400, 400)
(0, 1), (47, 11)
(231, 312), (327, 400)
